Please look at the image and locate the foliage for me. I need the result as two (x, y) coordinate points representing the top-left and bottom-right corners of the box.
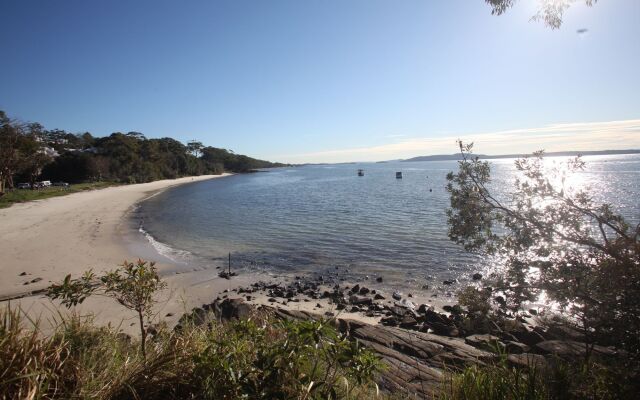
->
(0, 110), (287, 193)
(0, 113), (51, 193)
(457, 286), (492, 316)
(0, 306), (381, 400)
(440, 353), (639, 400)
(47, 260), (167, 358)
(192, 317), (381, 400)
(485, 0), (597, 29)
(446, 142), (640, 358)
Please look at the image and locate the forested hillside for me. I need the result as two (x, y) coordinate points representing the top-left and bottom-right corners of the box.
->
(0, 110), (286, 191)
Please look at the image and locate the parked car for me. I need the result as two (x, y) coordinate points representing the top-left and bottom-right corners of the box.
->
(17, 183), (31, 189)
(38, 180), (52, 187)
(53, 181), (69, 187)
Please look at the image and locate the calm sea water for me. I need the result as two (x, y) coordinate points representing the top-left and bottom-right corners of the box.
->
(138, 154), (640, 289)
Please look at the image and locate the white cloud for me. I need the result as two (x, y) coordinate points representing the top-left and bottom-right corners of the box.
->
(275, 119), (640, 163)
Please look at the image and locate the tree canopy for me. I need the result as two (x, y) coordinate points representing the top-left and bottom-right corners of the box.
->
(0, 110), (286, 191)
(486, 0), (597, 29)
(446, 142), (640, 358)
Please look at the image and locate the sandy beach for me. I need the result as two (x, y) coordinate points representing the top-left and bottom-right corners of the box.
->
(0, 174), (273, 332)
(0, 173), (452, 334)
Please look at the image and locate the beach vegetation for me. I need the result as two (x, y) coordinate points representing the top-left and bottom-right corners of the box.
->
(0, 305), (382, 400)
(446, 141), (640, 361)
(0, 181), (119, 209)
(47, 260), (167, 358)
(438, 353), (637, 400)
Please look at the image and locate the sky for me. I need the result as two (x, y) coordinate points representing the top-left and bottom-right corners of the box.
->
(1, 0), (639, 163)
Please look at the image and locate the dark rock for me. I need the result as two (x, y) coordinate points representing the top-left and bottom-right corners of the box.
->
(380, 316), (399, 327)
(465, 334), (504, 353)
(374, 293), (386, 300)
(350, 306), (361, 313)
(316, 303), (322, 308)
(443, 280), (456, 285)
(512, 329), (546, 347)
(30, 277), (43, 283)
(507, 353), (546, 369)
(430, 322), (459, 337)
(472, 273), (483, 280)
(534, 340), (617, 359)
(359, 287), (370, 295)
(505, 341), (530, 354)
(399, 316), (419, 329)
(350, 284), (360, 294)
(19, 272), (27, 276)
(268, 298), (277, 303)
(165, 312), (174, 317)
(392, 291), (402, 301)
(376, 277), (383, 283)
(424, 309), (448, 325)
(325, 311), (335, 317)
(546, 324), (586, 342)
(349, 295), (373, 306)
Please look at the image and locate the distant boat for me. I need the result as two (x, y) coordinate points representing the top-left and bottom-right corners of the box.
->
(396, 172), (402, 179)
(357, 169), (364, 176)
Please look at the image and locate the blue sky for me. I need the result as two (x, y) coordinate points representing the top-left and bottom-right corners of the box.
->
(1, 0), (639, 163)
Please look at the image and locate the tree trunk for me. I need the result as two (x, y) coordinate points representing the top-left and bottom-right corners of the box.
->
(138, 310), (147, 360)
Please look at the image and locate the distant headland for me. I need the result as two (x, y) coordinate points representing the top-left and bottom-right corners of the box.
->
(401, 149), (640, 162)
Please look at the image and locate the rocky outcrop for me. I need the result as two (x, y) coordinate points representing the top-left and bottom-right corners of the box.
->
(178, 294), (626, 399)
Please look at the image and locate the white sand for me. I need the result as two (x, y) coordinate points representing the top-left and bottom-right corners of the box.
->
(0, 175), (451, 333)
(0, 174), (275, 333)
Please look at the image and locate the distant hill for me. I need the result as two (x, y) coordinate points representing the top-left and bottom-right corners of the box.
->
(402, 149), (640, 162)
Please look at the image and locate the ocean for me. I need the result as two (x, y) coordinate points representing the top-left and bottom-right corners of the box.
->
(136, 154), (640, 291)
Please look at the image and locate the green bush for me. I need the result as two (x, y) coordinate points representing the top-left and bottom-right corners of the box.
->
(0, 306), (382, 400)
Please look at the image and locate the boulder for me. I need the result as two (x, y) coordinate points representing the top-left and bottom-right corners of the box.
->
(465, 334), (504, 353)
(534, 340), (617, 359)
(429, 322), (459, 337)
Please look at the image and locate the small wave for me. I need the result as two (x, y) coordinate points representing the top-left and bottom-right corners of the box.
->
(138, 226), (193, 264)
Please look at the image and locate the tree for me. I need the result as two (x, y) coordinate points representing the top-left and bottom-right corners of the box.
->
(0, 112), (22, 193)
(41, 152), (100, 183)
(47, 259), (167, 358)
(485, 0), (597, 29)
(0, 113), (46, 192)
(187, 140), (204, 158)
(446, 141), (640, 357)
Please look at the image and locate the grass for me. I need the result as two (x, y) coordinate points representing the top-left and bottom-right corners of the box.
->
(438, 353), (639, 400)
(0, 305), (382, 400)
(0, 182), (120, 209)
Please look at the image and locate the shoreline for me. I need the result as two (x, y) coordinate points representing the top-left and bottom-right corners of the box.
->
(0, 171), (455, 334)
(0, 173), (274, 333)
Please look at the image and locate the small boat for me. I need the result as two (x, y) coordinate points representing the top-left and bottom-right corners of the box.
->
(396, 171), (402, 179)
(357, 169), (364, 176)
